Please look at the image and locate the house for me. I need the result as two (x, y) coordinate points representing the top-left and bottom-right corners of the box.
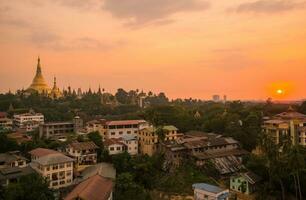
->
(29, 148), (74, 189)
(0, 117), (13, 130)
(13, 110), (44, 132)
(74, 163), (116, 184)
(262, 107), (306, 146)
(7, 132), (32, 144)
(230, 171), (261, 195)
(39, 116), (83, 139)
(192, 183), (229, 200)
(0, 151), (28, 169)
(66, 141), (99, 165)
(121, 134), (138, 155)
(0, 166), (36, 186)
(65, 174), (113, 200)
(138, 125), (181, 156)
(104, 138), (127, 155)
(161, 132), (248, 174)
(105, 120), (148, 139)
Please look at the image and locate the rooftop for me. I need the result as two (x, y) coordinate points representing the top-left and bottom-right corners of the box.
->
(33, 153), (74, 165)
(68, 141), (99, 151)
(0, 166), (35, 181)
(65, 175), (113, 200)
(29, 148), (60, 157)
(0, 151), (28, 164)
(192, 183), (227, 194)
(106, 120), (146, 126)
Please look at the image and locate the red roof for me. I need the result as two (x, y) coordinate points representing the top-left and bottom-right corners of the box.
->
(29, 148), (60, 157)
(64, 175), (113, 200)
(106, 120), (146, 126)
(0, 112), (7, 118)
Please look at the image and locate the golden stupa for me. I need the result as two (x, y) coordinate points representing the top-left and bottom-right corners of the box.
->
(27, 57), (51, 94)
(50, 77), (63, 99)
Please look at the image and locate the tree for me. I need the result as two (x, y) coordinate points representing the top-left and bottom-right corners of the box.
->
(114, 173), (151, 200)
(115, 88), (129, 104)
(4, 174), (54, 200)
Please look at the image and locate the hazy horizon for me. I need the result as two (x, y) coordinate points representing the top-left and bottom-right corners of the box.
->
(1, 0), (306, 100)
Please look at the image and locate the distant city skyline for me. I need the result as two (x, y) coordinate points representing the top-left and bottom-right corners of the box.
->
(0, 0), (306, 100)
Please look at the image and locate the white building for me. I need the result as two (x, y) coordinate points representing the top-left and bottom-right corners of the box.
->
(66, 141), (98, 166)
(105, 120), (148, 139)
(121, 134), (138, 155)
(29, 148), (74, 189)
(193, 183), (229, 200)
(0, 117), (13, 130)
(13, 111), (44, 132)
(104, 138), (126, 155)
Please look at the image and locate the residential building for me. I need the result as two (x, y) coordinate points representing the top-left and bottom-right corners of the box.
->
(193, 183), (229, 200)
(65, 174), (113, 200)
(106, 120), (148, 139)
(138, 125), (182, 156)
(122, 134), (138, 155)
(66, 141), (98, 165)
(0, 117), (13, 130)
(161, 131), (248, 174)
(262, 107), (306, 146)
(138, 127), (158, 156)
(7, 132), (32, 144)
(230, 171), (261, 195)
(39, 116), (83, 139)
(0, 151), (28, 169)
(29, 148), (74, 189)
(86, 119), (107, 138)
(104, 138), (126, 155)
(0, 166), (36, 186)
(13, 110), (44, 132)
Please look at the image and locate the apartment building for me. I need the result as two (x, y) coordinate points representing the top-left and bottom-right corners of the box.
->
(262, 107), (306, 146)
(106, 120), (148, 139)
(13, 110), (44, 132)
(29, 148), (74, 189)
(39, 116), (83, 139)
(66, 141), (98, 165)
(138, 125), (181, 156)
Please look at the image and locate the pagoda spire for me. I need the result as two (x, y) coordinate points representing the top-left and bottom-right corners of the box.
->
(36, 56), (42, 75)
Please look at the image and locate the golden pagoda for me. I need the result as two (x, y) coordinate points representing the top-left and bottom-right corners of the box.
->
(50, 77), (62, 99)
(27, 57), (50, 94)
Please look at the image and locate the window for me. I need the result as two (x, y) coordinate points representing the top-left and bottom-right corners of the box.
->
(46, 166), (50, 171)
(127, 131), (131, 134)
(66, 163), (72, 168)
(66, 171), (72, 176)
(52, 182), (58, 186)
(111, 132), (115, 135)
(60, 180), (65, 185)
(119, 131), (123, 135)
(110, 147), (114, 151)
(117, 147), (121, 151)
(67, 179), (71, 183)
(52, 164), (58, 170)
(59, 164), (65, 169)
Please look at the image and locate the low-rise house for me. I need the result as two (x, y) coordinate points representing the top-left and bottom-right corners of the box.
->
(230, 171), (261, 195)
(192, 183), (229, 200)
(0, 117), (13, 130)
(104, 138), (126, 155)
(74, 163), (116, 184)
(30, 148), (74, 189)
(0, 166), (36, 186)
(7, 132), (32, 144)
(65, 174), (113, 200)
(13, 110), (44, 132)
(121, 134), (138, 155)
(0, 151), (28, 169)
(66, 141), (99, 166)
(138, 125), (181, 156)
(161, 132), (248, 174)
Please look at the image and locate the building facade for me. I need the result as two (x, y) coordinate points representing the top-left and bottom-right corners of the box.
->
(105, 120), (148, 139)
(230, 171), (261, 195)
(29, 148), (74, 189)
(262, 108), (306, 146)
(13, 111), (44, 132)
(66, 141), (98, 166)
(193, 183), (229, 200)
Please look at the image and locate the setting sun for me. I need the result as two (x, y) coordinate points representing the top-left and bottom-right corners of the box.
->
(276, 89), (284, 94)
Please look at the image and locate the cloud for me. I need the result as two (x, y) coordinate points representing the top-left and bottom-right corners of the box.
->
(235, 0), (306, 13)
(102, 0), (210, 26)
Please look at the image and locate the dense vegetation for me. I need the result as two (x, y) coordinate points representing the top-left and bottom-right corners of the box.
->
(0, 91), (305, 200)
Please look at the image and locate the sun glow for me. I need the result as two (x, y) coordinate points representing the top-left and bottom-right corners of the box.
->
(276, 89), (284, 94)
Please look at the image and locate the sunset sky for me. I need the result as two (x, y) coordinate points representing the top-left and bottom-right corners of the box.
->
(0, 0), (305, 100)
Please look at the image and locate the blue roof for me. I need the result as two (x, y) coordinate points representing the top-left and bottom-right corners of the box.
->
(192, 183), (225, 194)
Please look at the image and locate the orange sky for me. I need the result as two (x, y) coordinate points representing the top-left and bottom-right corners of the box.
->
(0, 0), (306, 100)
